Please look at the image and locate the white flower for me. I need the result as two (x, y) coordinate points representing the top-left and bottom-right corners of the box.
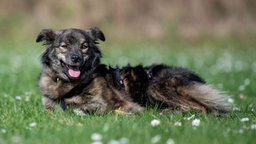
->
(240, 118), (249, 122)
(227, 98), (234, 104)
(151, 135), (161, 143)
(192, 119), (200, 127)
(151, 119), (160, 127)
(91, 133), (102, 141)
(92, 141), (103, 144)
(244, 78), (250, 85)
(15, 96), (22, 100)
(232, 107), (241, 111)
(119, 137), (129, 144)
(73, 109), (86, 116)
(239, 85), (245, 91)
(250, 124), (256, 130)
(166, 138), (175, 144)
(1, 129), (6, 133)
(108, 137), (129, 144)
(174, 121), (182, 127)
(29, 122), (37, 127)
(108, 140), (119, 144)
(187, 114), (195, 120)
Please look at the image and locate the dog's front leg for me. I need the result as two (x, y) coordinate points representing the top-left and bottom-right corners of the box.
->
(38, 74), (75, 110)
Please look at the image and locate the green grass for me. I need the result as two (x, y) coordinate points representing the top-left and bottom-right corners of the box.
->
(0, 39), (255, 144)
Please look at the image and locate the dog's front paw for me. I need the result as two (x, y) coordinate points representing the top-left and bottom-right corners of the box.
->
(116, 102), (145, 115)
(42, 95), (57, 110)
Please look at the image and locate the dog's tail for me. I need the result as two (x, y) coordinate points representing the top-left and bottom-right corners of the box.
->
(180, 83), (231, 114)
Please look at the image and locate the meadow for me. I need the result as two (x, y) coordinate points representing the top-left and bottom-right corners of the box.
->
(0, 38), (255, 144)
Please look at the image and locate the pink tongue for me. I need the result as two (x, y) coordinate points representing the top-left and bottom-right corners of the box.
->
(68, 69), (81, 78)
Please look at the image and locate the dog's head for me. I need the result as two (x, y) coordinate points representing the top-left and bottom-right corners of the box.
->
(36, 27), (105, 82)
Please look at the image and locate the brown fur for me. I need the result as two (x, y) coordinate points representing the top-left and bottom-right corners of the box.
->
(63, 65), (143, 114)
(36, 28), (143, 114)
(120, 64), (231, 114)
(39, 66), (78, 109)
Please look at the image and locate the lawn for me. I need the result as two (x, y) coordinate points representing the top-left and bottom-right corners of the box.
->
(0, 38), (255, 144)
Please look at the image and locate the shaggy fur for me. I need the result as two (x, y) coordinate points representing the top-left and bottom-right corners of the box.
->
(36, 28), (143, 114)
(63, 64), (143, 114)
(120, 64), (231, 114)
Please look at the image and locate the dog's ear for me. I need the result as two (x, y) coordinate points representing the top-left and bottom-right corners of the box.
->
(86, 27), (105, 42)
(36, 29), (57, 43)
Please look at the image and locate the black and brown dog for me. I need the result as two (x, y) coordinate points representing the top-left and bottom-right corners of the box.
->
(36, 27), (230, 115)
(120, 64), (231, 114)
(36, 28), (143, 114)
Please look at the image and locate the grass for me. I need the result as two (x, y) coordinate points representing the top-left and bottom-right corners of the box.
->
(0, 38), (255, 144)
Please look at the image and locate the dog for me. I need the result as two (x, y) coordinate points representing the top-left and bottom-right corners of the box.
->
(36, 28), (143, 114)
(120, 64), (231, 114)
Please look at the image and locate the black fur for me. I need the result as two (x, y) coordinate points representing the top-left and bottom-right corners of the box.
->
(120, 65), (151, 107)
(120, 64), (230, 113)
(145, 64), (206, 85)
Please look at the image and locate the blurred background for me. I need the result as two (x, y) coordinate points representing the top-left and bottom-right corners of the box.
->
(1, 0), (256, 43)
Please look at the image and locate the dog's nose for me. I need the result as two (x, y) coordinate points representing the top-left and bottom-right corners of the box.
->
(71, 55), (81, 63)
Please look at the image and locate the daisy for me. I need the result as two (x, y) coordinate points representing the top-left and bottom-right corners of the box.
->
(15, 96), (22, 100)
(166, 138), (175, 144)
(192, 119), (200, 127)
(232, 107), (241, 111)
(227, 98), (234, 104)
(119, 137), (129, 144)
(151, 135), (161, 143)
(1, 129), (6, 133)
(239, 85), (245, 91)
(108, 137), (129, 144)
(29, 122), (37, 127)
(92, 141), (103, 144)
(240, 118), (249, 122)
(250, 124), (256, 130)
(108, 140), (119, 144)
(244, 78), (250, 85)
(174, 121), (182, 127)
(91, 133), (102, 141)
(73, 109), (86, 116)
(151, 119), (160, 127)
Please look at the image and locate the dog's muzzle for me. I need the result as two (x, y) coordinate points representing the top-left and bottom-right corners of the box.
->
(60, 59), (82, 78)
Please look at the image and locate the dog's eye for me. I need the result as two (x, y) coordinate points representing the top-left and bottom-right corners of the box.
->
(81, 43), (88, 49)
(60, 44), (67, 48)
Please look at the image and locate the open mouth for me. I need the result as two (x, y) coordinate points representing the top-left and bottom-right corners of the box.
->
(61, 60), (81, 78)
